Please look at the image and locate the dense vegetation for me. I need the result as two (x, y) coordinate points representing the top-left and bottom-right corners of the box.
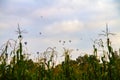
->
(0, 26), (120, 80)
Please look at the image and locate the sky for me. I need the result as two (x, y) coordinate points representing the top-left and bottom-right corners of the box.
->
(0, 0), (120, 62)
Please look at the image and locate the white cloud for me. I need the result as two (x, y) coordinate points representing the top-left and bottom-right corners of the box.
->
(31, 0), (92, 18)
(0, 16), (33, 29)
(44, 20), (84, 34)
(30, 0), (99, 18)
(0, 23), (9, 29)
(31, 7), (74, 18)
(31, 0), (118, 24)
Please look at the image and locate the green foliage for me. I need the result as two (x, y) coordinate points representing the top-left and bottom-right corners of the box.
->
(0, 27), (120, 80)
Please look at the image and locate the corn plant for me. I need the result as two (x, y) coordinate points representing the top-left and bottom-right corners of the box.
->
(0, 24), (120, 80)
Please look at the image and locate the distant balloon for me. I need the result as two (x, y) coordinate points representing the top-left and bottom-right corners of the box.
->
(24, 42), (27, 45)
(63, 41), (65, 43)
(41, 16), (43, 18)
(69, 40), (71, 43)
(76, 49), (79, 51)
(59, 40), (61, 43)
(37, 52), (39, 54)
(39, 32), (42, 35)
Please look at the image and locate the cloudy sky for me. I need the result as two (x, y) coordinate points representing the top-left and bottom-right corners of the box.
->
(0, 0), (120, 61)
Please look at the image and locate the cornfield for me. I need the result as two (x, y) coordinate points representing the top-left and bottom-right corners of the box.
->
(0, 26), (120, 80)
